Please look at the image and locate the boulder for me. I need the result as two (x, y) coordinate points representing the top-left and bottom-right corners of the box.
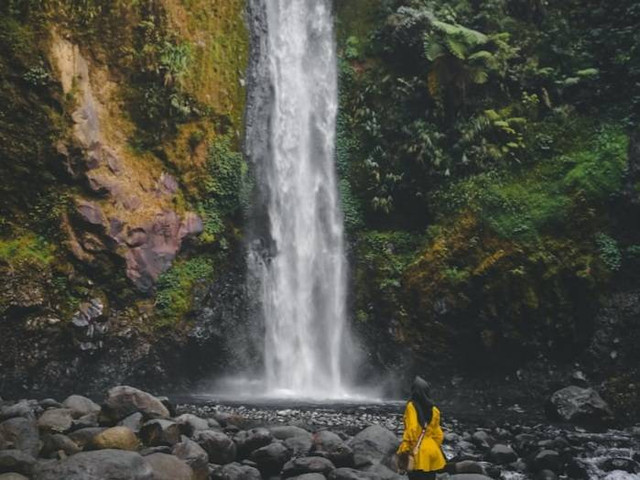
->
(546, 386), (614, 428)
(0, 474), (29, 480)
(0, 450), (35, 475)
(448, 475), (493, 480)
(0, 401), (38, 422)
(346, 425), (397, 468)
(290, 474), (326, 480)
(250, 441), (292, 475)
(144, 453), (193, 480)
(328, 468), (376, 480)
(312, 430), (353, 467)
(471, 431), (495, 450)
(0, 418), (40, 457)
(601, 457), (639, 473)
(140, 420), (181, 447)
(73, 412), (99, 430)
(102, 386), (170, 423)
(270, 426), (312, 440)
(361, 463), (403, 479)
(284, 434), (313, 457)
(234, 428), (273, 458)
(175, 414), (209, 437)
(39, 400), (61, 410)
(194, 430), (235, 464)
(536, 470), (558, 480)
(489, 444), (517, 464)
(119, 413), (144, 433)
(533, 449), (561, 472)
(62, 395), (101, 419)
(37, 409), (73, 433)
(172, 436), (209, 480)
(210, 462), (261, 480)
(282, 456), (335, 477)
(454, 460), (485, 474)
(68, 427), (105, 450)
(40, 434), (82, 458)
(32, 449), (153, 480)
(91, 426), (139, 451)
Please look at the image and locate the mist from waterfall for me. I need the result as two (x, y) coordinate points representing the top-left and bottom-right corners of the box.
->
(246, 0), (353, 399)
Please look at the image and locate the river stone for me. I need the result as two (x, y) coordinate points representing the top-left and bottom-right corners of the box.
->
(471, 431), (495, 449)
(536, 470), (558, 480)
(0, 450), (35, 475)
(91, 426), (139, 451)
(210, 462), (261, 480)
(448, 475), (493, 480)
(0, 474), (29, 480)
(534, 450), (561, 472)
(73, 412), (99, 430)
(602, 457), (640, 473)
(361, 463), (403, 480)
(102, 386), (170, 423)
(32, 449), (153, 480)
(144, 453), (193, 480)
(62, 395), (101, 419)
(68, 427), (105, 450)
(250, 441), (292, 475)
(312, 431), (353, 468)
(454, 460), (485, 474)
(0, 401), (37, 422)
(270, 426), (312, 440)
(140, 419), (181, 447)
(39, 399), (61, 410)
(234, 428), (273, 458)
(490, 444), (517, 464)
(328, 467), (376, 480)
(37, 408), (73, 433)
(172, 436), (208, 480)
(194, 429), (236, 464)
(285, 434), (313, 457)
(290, 474), (326, 480)
(175, 414), (209, 437)
(546, 386), (614, 428)
(0, 418), (40, 457)
(119, 413), (144, 433)
(282, 456), (335, 477)
(40, 434), (82, 458)
(347, 425), (397, 468)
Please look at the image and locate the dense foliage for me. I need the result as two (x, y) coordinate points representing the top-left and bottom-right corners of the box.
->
(336, 0), (640, 372)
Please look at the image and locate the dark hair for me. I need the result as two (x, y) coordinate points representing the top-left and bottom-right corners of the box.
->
(410, 376), (434, 426)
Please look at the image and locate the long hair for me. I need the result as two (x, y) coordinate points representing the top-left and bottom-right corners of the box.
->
(410, 376), (434, 426)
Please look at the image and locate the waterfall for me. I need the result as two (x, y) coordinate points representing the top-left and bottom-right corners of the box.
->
(246, 0), (351, 398)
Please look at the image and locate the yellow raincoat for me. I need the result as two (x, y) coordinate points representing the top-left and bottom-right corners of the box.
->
(397, 401), (446, 472)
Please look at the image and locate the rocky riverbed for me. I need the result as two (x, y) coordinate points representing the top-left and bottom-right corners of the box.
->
(0, 385), (638, 479)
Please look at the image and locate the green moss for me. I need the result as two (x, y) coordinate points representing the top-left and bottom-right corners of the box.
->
(155, 256), (214, 324)
(0, 234), (55, 267)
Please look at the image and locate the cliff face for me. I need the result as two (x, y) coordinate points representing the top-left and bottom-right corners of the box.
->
(0, 0), (249, 396)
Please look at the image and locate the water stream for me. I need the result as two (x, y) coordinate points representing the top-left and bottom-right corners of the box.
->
(246, 0), (353, 398)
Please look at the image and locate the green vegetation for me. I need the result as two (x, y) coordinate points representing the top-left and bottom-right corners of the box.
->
(0, 234), (55, 268)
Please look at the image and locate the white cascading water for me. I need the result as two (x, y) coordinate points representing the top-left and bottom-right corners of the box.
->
(251, 0), (351, 398)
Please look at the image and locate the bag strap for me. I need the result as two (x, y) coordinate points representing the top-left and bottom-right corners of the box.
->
(412, 423), (428, 456)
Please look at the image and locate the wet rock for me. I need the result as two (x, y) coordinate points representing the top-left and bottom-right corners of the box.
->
(70, 299), (107, 353)
(0, 418), (40, 457)
(347, 425), (397, 468)
(194, 429), (236, 464)
(270, 426), (312, 440)
(312, 430), (353, 468)
(250, 441), (292, 475)
(0, 450), (35, 475)
(68, 427), (105, 450)
(533, 449), (561, 472)
(360, 463), (403, 479)
(156, 397), (176, 418)
(140, 446), (172, 456)
(448, 475), (493, 480)
(102, 386), (170, 423)
(39, 400), (61, 410)
(32, 449), (153, 480)
(514, 433), (537, 455)
(282, 456), (335, 477)
(210, 462), (261, 480)
(565, 458), (589, 479)
(471, 431), (495, 449)
(234, 428), (273, 458)
(139, 420), (180, 447)
(0, 474), (29, 480)
(454, 460), (485, 474)
(489, 444), (517, 464)
(284, 434), (313, 457)
(536, 470), (558, 480)
(0, 401), (38, 422)
(144, 453), (193, 480)
(91, 426), (139, 451)
(290, 474), (326, 480)
(73, 412), (99, 429)
(119, 413), (144, 433)
(40, 433), (81, 458)
(601, 457), (639, 473)
(75, 200), (106, 226)
(172, 436), (209, 480)
(328, 467), (376, 480)
(546, 386), (614, 428)
(62, 395), (101, 419)
(37, 408), (74, 433)
(175, 414), (209, 437)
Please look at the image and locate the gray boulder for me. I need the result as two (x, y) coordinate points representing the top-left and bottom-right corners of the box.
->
(448, 476), (493, 480)
(250, 441), (292, 475)
(0, 450), (36, 476)
(32, 449), (153, 480)
(175, 414), (209, 437)
(346, 425), (398, 468)
(290, 474), (326, 480)
(144, 453), (193, 480)
(40, 434), (82, 458)
(285, 434), (313, 457)
(270, 426), (312, 440)
(194, 430), (236, 464)
(210, 462), (261, 480)
(546, 386), (614, 428)
(102, 386), (170, 423)
(0, 474), (29, 480)
(533, 449), (561, 472)
(0, 418), (40, 457)
(328, 468), (376, 480)
(312, 430), (354, 468)
(140, 420), (181, 447)
(62, 395), (101, 419)
(37, 409), (73, 433)
(282, 456), (335, 477)
(119, 413), (144, 433)
(172, 436), (209, 480)
(489, 444), (517, 464)
(234, 428), (273, 458)
(0, 401), (38, 422)
(68, 427), (105, 450)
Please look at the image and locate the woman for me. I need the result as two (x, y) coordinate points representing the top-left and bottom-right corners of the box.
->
(397, 376), (447, 479)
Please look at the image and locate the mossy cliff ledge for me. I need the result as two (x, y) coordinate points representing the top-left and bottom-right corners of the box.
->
(0, 1), (248, 397)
